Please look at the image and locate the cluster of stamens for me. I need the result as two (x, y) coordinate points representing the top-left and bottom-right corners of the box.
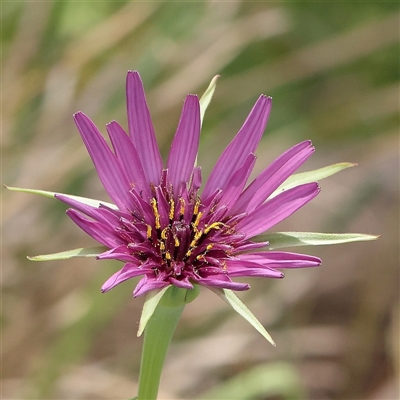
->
(145, 193), (227, 279)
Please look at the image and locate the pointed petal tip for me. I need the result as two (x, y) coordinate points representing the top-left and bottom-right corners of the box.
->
(185, 93), (200, 102)
(127, 70), (140, 77)
(106, 120), (118, 127)
(126, 70), (143, 85)
(73, 111), (85, 120)
(260, 94), (273, 102)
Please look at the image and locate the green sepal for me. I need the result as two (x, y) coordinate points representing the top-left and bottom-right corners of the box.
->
(260, 232), (379, 250)
(137, 285), (200, 337)
(5, 185), (117, 209)
(199, 75), (220, 125)
(211, 288), (276, 346)
(271, 162), (356, 197)
(138, 286), (170, 337)
(27, 246), (108, 261)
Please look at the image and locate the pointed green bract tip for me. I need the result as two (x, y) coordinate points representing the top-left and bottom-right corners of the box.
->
(27, 246), (107, 261)
(211, 288), (276, 346)
(199, 74), (220, 124)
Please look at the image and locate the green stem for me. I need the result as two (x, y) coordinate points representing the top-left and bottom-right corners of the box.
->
(137, 292), (185, 400)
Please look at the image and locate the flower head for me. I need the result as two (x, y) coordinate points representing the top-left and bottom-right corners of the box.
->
(56, 71), (321, 297)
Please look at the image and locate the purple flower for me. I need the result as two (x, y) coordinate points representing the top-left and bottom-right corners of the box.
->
(56, 71), (321, 298)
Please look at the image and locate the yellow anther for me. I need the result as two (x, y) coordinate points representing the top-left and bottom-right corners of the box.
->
(193, 211), (203, 228)
(186, 249), (192, 257)
(161, 227), (168, 240)
(165, 251), (172, 260)
(204, 222), (224, 234)
(146, 225), (152, 239)
(206, 244), (214, 251)
(189, 230), (203, 248)
(174, 236), (180, 247)
(193, 199), (201, 216)
(179, 198), (185, 216)
(196, 254), (205, 261)
(160, 241), (165, 252)
(150, 198), (161, 229)
(169, 198), (175, 220)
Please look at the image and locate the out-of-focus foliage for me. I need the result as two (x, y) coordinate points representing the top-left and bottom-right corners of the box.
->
(2, 2), (398, 399)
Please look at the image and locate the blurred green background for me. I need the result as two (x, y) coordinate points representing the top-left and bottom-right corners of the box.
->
(2, 2), (399, 399)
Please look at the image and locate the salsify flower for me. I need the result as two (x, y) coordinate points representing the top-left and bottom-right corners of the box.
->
(7, 71), (376, 348)
(55, 71), (321, 298)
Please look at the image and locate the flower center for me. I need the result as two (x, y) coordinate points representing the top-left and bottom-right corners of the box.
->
(146, 195), (228, 278)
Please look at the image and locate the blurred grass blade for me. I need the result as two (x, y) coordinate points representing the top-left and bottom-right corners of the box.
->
(271, 162), (356, 197)
(199, 362), (306, 400)
(199, 75), (220, 124)
(211, 288), (275, 346)
(261, 232), (379, 250)
(137, 286), (170, 337)
(28, 246), (107, 261)
(5, 185), (117, 209)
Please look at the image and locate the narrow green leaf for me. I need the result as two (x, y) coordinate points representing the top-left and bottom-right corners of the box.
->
(27, 246), (108, 261)
(211, 288), (275, 346)
(271, 162), (356, 197)
(137, 286), (171, 337)
(260, 232), (379, 250)
(199, 75), (220, 125)
(5, 185), (117, 209)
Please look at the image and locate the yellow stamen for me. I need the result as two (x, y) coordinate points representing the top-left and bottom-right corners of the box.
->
(193, 211), (203, 228)
(189, 229), (203, 248)
(193, 198), (201, 216)
(161, 227), (168, 240)
(146, 224), (152, 239)
(165, 251), (172, 260)
(179, 198), (185, 216)
(169, 198), (175, 220)
(150, 198), (161, 229)
(204, 222), (224, 234)
(160, 241), (165, 252)
(174, 236), (180, 247)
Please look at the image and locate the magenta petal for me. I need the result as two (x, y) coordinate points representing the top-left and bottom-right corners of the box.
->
(55, 194), (120, 227)
(233, 241), (270, 252)
(232, 140), (315, 213)
(190, 166), (202, 193)
(126, 71), (163, 185)
(74, 112), (133, 211)
(66, 209), (123, 248)
(56, 194), (104, 220)
(169, 277), (194, 289)
(198, 277), (250, 291)
(238, 251), (321, 268)
(218, 153), (256, 210)
(203, 95), (272, 198)
(97, 246), (137, 262)
(133, 276), (170, 297)
(106, 120), (149, 199)
(101, 262), (147, 292)
(167, 95), (201, 194)
(226, 258), (284, 278)
(237, 182), (320, 239)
